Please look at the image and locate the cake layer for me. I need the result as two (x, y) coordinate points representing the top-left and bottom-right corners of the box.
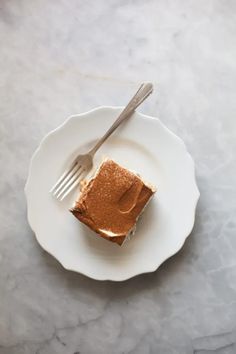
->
(70, 159), (155, 245)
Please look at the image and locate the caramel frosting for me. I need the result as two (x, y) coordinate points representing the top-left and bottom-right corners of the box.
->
(70, 159), (155, 245)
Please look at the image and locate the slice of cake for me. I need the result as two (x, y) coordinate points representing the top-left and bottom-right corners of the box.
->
(70, 159), (156, 245)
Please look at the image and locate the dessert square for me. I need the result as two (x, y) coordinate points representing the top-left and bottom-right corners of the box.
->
(70, 159), (155, 245)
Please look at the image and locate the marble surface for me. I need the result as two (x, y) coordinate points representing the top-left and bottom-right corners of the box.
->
(0, 0), (236, 353)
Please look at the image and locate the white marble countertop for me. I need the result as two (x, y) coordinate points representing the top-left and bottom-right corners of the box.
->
(0, 1), (236, 353)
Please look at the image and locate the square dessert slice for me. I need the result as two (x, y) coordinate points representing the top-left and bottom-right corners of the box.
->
(70, 159), (155, 245)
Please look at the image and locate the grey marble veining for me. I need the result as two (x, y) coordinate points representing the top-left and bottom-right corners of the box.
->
(0, 1), (236, 353)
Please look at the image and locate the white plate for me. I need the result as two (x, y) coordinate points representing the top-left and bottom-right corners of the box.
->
(25, 107), (199, 281)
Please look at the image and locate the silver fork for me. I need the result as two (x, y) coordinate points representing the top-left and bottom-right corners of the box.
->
(50, 82), (153, 201)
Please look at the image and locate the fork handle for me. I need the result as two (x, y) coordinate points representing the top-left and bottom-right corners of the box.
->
(89, 82), (153, 155)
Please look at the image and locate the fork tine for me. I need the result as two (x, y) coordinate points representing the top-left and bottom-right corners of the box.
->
(59, 170), (85, 201)
(56, 166), (83, 199)
(52, 164), (80, 196)
(50, 162), (77, 193)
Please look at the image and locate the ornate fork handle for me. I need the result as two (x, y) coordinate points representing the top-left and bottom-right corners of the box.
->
(89, 82), (153, 155)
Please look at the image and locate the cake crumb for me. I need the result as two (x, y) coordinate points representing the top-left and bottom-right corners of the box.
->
(80, 179), (88, 192)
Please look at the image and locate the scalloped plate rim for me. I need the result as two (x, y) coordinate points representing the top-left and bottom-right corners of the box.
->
(25, 106), (200, 281)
